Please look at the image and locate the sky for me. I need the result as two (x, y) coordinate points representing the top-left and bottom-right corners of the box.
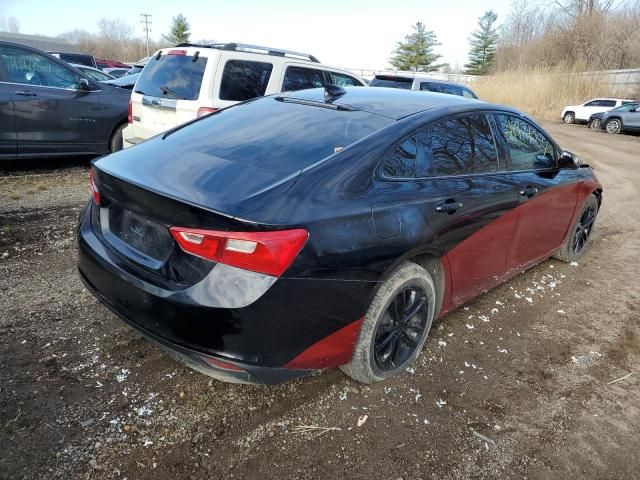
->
(1, 0), (514, 71)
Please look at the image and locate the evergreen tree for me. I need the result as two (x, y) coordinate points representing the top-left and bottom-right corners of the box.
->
(163, 14), (191, 45)
(389, 22), (443, 72)
(464, 10), (498, 75)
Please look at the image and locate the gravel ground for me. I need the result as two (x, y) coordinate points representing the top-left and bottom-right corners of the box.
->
(1, 123), (638, 480)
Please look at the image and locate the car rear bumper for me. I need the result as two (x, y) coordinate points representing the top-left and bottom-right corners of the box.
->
(77, 203), (374, 383)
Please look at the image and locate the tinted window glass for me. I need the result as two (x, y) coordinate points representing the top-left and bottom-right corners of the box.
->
(370, 77), (413, 89)
(584, 100), (601, 107)
(168, 97), (393, 170)
(382, 136), (417, 178)
(327, 71), (362, 87)
(439, 84), (462, 96)
(283, 66), (325, 91)
(56, 53), (96, 68)
(600, 100), (616, 107)
(219, 60), (273, 101)
(0, 47), (79, 89)
(420, 82), (439, 92)
(494, 114), (556, 170)
(419, 114), (498, 176)
(135, 54), (207, 100)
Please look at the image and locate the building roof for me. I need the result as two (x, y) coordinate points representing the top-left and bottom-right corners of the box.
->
(0, 32), (80, 53)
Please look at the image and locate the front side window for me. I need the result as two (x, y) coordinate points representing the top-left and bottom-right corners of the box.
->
(0, 46), (79, 89)
(382, 136), (417, 178)
(134, 53), (208, 100)
(327, 71), (362, 87)
(494, 114), (556, 171)
(219, 60), (273, 101)
(418, 114), (498, 177)
(283, 66), (325, 91)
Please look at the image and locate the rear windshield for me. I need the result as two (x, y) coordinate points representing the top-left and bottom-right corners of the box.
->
(56, 53), (95, 68)
(167, 97), (393, 170)
(370, 77), (413, 89)
(135, 53), (207, 100)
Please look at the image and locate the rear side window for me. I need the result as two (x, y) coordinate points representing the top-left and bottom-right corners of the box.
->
(135, 53), (207, 100)
(584, 100), (602, 107)
(219, 60), (273, 101)
(327, 71), (362, 87)
(382, 136), (417, 178)
(370, 76), (412, 90)
(493, 114), (556, 170)
(600, 100), (616, 107)
(283, 66), (325, 91)
(419, 114), (498, 177)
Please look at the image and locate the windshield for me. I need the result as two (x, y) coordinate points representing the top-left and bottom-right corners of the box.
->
(165, 96), (394, 171)
(135, 53), (207, 100)
(370, 77), (413, 90)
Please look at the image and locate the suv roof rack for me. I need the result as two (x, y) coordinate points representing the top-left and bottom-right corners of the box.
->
(174, 42), (320, 63)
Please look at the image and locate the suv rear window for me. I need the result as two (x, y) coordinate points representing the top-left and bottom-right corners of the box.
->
(170, 97), (393, 170)
(135, 53), (207, 100)
(370, 76), (412, 89)
(219, 60), (273, 101)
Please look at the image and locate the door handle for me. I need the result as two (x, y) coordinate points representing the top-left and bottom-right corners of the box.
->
(14, 90), (37, 97)
(435, 201), (463, 214)
(519, 185), (539, 198)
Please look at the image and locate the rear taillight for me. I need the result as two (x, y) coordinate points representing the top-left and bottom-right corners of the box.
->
(127, 97), (132, 124)
(89, 168), (100, 205)
(197, 107), (218, 117)
(169, 227), (308, 277)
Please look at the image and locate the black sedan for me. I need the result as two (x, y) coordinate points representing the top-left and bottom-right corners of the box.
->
(78, 87), (602, 384)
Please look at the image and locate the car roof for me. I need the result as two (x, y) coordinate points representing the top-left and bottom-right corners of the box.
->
(280, 86), (481, 120)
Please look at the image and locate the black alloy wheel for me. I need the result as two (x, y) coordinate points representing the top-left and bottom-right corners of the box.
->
(572, 203), (597, 256)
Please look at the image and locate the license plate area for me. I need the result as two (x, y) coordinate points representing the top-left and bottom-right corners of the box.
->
(100, 204), (173, 269)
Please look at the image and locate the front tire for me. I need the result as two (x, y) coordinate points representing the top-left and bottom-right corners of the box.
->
(340, 262), (436, 384)
(588, 118), (601, 130)
(563, 112), (575, 124)
(554, 195), (599, 263)
(605, 118), (622, 134)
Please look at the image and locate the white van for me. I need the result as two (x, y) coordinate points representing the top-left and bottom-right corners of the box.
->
(123, 43), (367, 148)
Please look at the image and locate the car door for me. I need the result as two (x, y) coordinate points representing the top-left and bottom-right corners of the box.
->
(0, 45), (105, 155)
(0, 55), (17, 157)
(491, 113), (579, 271)
(414, 112), (519, 307)
(622, 105), (640, 129)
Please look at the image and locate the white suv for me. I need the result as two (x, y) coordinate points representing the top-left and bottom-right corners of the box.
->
(123, 43), (367, 148)
(561, 98), (635, 124)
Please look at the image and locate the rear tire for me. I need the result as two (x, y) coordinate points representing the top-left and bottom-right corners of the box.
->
(340, 262), (436, 384)
(563, 112), (575, 124)
(605, 118), (622, 134)
(109, 123), (127, 153)
(554, 195), (599, 263)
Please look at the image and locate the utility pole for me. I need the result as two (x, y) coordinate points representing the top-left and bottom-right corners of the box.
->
(140, 13), (152, 57)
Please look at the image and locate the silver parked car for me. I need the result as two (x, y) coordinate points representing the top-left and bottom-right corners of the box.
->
(598, 102), (640, 134)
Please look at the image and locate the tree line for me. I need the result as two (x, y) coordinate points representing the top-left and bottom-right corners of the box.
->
(390, 0), (640, 75)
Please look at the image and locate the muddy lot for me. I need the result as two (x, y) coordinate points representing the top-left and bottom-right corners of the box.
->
(1, 123), (638, 480)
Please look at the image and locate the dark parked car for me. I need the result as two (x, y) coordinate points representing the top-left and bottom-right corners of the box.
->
(49, 51), (97, 68)
(78, 87), (602, 384)
(0, 41), (130, 159)
(102, 73), (140, 90)
(370, 74), (478, 99)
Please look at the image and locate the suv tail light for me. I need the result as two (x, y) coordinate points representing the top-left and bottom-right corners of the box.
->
(169, 227), (308, 277)
(89, 168), (100, 205)
(127, 98), (132, 124)
(197, 107), (218, 117)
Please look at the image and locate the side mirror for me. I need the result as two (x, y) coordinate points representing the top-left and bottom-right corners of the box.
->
(78, 78), (91, 90)
(559, 150), (580, 169)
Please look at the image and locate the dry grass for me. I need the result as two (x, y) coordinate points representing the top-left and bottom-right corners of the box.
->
(471, 67), (627, 121)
